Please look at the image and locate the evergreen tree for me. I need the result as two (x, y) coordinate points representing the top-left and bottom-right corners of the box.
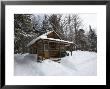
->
(87, 25), (97, 52)
(14, 14), (37, 53)
(76, 29), (88, 50)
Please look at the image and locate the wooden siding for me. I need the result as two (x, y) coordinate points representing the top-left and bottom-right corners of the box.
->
(44, 51), (49, 59)
(47, 31), (60, 39)
(49, 50), (59, 58)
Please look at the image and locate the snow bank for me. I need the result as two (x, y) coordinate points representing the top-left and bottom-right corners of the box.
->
(60, 51), (97, 75)
(14, 51), (97, 76)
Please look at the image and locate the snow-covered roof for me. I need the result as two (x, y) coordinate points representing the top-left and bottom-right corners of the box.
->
(27, 30), (73, 47)
(27, 31), (53, 47)
(41, 38), (73, 44)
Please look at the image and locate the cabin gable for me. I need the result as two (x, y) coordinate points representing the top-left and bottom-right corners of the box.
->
(47, 31), (61, 39)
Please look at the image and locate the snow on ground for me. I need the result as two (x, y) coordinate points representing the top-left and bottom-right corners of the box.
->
(14, 51), (97, 76)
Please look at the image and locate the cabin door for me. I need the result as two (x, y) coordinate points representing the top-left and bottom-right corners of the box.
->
(44, 44), (49, 59)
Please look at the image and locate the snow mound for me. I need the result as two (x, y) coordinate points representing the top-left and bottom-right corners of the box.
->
(14, 51), (97, 76)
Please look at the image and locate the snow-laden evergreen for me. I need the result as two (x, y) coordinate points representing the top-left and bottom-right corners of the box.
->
(14, 51), (96, 76)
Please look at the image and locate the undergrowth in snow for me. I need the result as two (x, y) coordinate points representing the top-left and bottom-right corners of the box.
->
(14, 51), (97, 76)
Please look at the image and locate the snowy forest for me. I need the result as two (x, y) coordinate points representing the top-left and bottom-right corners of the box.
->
(14, 14), (97, 54)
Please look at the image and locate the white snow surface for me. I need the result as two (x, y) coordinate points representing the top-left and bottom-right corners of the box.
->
(14, 51), (97, 76)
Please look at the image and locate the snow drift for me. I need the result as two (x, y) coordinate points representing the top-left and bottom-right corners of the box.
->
(14, 51), (97, 76)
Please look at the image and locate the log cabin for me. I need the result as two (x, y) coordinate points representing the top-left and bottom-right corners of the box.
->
(27, 30), (76, 60)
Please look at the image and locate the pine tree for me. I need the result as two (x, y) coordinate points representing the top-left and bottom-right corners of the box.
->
(76, 29), (88, 50)
(87, 25), (97, 52)
(14, 14), (37, 53)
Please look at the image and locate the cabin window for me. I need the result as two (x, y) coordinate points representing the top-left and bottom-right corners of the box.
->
(49, 42), (56, 49)
(44, 44), (48, 51)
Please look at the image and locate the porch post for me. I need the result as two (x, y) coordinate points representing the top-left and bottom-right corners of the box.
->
(59, 42), (61, 59)
(42, 39), (44, 61)
(48, 40), (50, 59)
